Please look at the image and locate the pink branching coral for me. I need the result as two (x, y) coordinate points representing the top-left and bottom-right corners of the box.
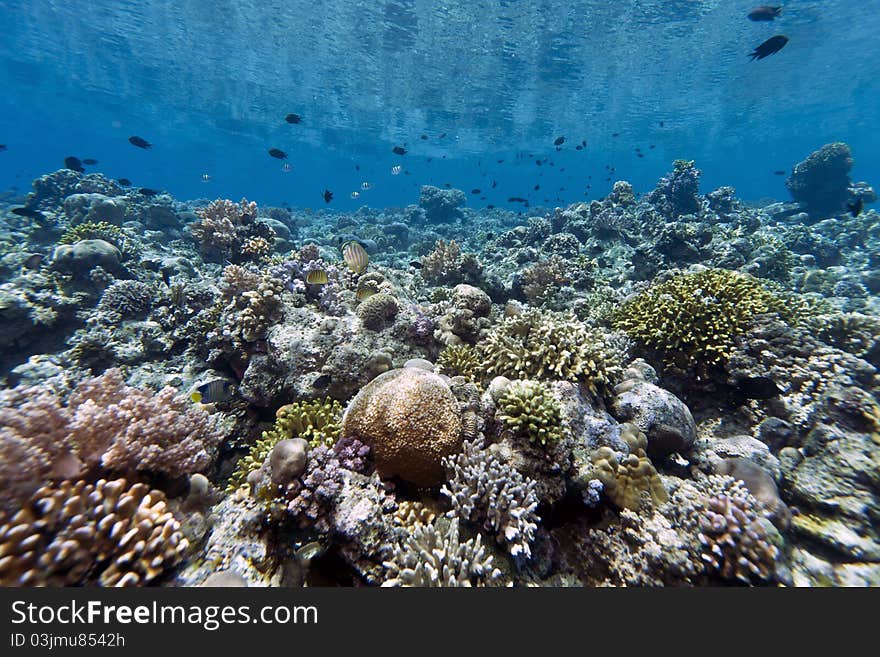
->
(0, 370), (223, 500)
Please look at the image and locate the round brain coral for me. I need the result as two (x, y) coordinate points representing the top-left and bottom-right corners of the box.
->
(341, 368), (463, 486)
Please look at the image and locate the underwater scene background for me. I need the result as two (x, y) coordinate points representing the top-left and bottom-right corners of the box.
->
(0, 1), (878, 587)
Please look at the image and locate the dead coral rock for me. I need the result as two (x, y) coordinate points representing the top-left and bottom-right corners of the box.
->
(610, 380), (696, 457)
(341, 368), (463, 486)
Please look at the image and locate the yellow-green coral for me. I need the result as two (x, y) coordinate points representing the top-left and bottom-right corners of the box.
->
(613, 268), (780, 370)
(59, 221), (124, 248)
(590, 424), (667, 510)
(436, 345), (481, 382)
(227, 399), (343, 490)
(497, 380), (564, 446)
(480, 309), (623, 392)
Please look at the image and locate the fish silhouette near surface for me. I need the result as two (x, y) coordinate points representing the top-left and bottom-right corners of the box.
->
(323, 189), (333, 203)
(749, 35), (788, 60)
(392, 146), (407, 155)
(268, 148), (287, 159)
(748, 6), (782, 21)
(128, 135), (152, 149)
(285, 113), (302, 124)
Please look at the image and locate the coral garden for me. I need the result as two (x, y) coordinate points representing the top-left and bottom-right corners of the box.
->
(1, 144), (879, 587)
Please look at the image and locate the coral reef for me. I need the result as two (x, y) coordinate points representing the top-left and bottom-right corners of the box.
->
(648, 159), (702, 218)
(420, 239), (483, 286)
(496, 379), (565, 446)
(381, 517), (503, 587)
(785, 142), (853, 218)
(189, 198), (276, 263)
(341, 368), (462, 486)
(0, 478), (188, 586)
(441, 438), (540, 558)
(418, 185), (466, 224)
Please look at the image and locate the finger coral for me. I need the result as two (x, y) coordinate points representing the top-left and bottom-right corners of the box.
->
(381, 518), (502, 587)
(0, 478), (188, 586)
(497, 380), (565, 446)
(481, 309), (625, 393)
(441, 438), (539, 559)
(436, 344), (481, 381)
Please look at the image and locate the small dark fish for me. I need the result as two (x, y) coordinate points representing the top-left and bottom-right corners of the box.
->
(82, 158), (98, 165)
(575, 145), (583, 150)
(312, 374), (332, 389)
(118, 178), (132, 186)
(420, 134), (428, 140)
(553, 136), (565, 146)
(64, 156), (84, 172)
(749, 35), (788, 61)
(355, 164), (360, 171)
(139, 187), (159, 196)
(161, 269), (172, 287)
(438, 133), (446, 138)
(323, 189), (333, 203)
(128, 135), (152, 149)
(0, 144), (6, 151)
(471, 188), (481, 194)
(23, 254), (43, 270)
(486, 205), (495, 210)
(285, 113), (302, 124)
(10, 207), (45, 220)
(268, 148), (287, 159)
(581, 140), (587, 146)
(735, 376), (782, 400)
(392, 146), (407, 155)
(508, 197), (528, 203)
(491, 180), (498, 188)
(533, 184), (540, 191)
(612, 132), (620, 137)
(649, 144), (656, 149)
(847, 198), (864, 217)
(191, 379), (234, 404)
(659, 121), (665, 127)
(444, 182), (451, 188)
(637, 153), (644, 158)
(773, 170), (786, 176)
(409, 260), (423, 269)
(748, 6), (782, 22)
(496, 159), (504, 164)
(535, 160), (542, 166)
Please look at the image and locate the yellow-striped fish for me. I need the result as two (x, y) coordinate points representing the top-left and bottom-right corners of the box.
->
(306, 269), (329, 285)
(342, 241), (369, 274)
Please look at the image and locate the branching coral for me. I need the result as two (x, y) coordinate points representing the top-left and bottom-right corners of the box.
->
(522, 255), (572, 306)
(436, 345), (481, 381)
(190, 198), (275, 263)
(698, 475), (779, 584)
(0, 478), (188, 586)
(441, 438), (539, 559)
(210, 265), (284, 353)
(613, 268), (781, 370)
(228, 399), (344, 490)
(381, 518), (502, 587)
(59, 220), (125, 249)
(481, 309), (624, 392)
(420, 239), (483, 286)
(94, 280), (154, 322)
(497, 380), (564, 446)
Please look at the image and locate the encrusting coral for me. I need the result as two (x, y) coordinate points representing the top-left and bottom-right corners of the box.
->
(588, 423), (668, 510)
(0, 478), (189, 586)
(496, 379), (565, 446)
(441, 438), (540, 559)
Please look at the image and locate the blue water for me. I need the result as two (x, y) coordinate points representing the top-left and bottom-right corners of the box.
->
(0, 0), (878, 208)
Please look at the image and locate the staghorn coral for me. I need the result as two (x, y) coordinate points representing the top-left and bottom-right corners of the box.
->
(441, 438), (539, 559)
(392, 500), (438, 529)
(341, 368), (463, 487)
(588, 423), (668, 510)
(0, 478), (188, 586)
(698, 475), (779, 584)
(436, 344), (481, 381)
(481, 309), (625, 392)
(228, 399), (344, 490)
(381, 517), (502, 587)
(497, 380), (565, 446)
(67, 368), (223, 478)
(613, 268), (781, 371)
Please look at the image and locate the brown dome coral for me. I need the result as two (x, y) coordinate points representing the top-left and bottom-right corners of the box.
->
(341, 368), (462, 486)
